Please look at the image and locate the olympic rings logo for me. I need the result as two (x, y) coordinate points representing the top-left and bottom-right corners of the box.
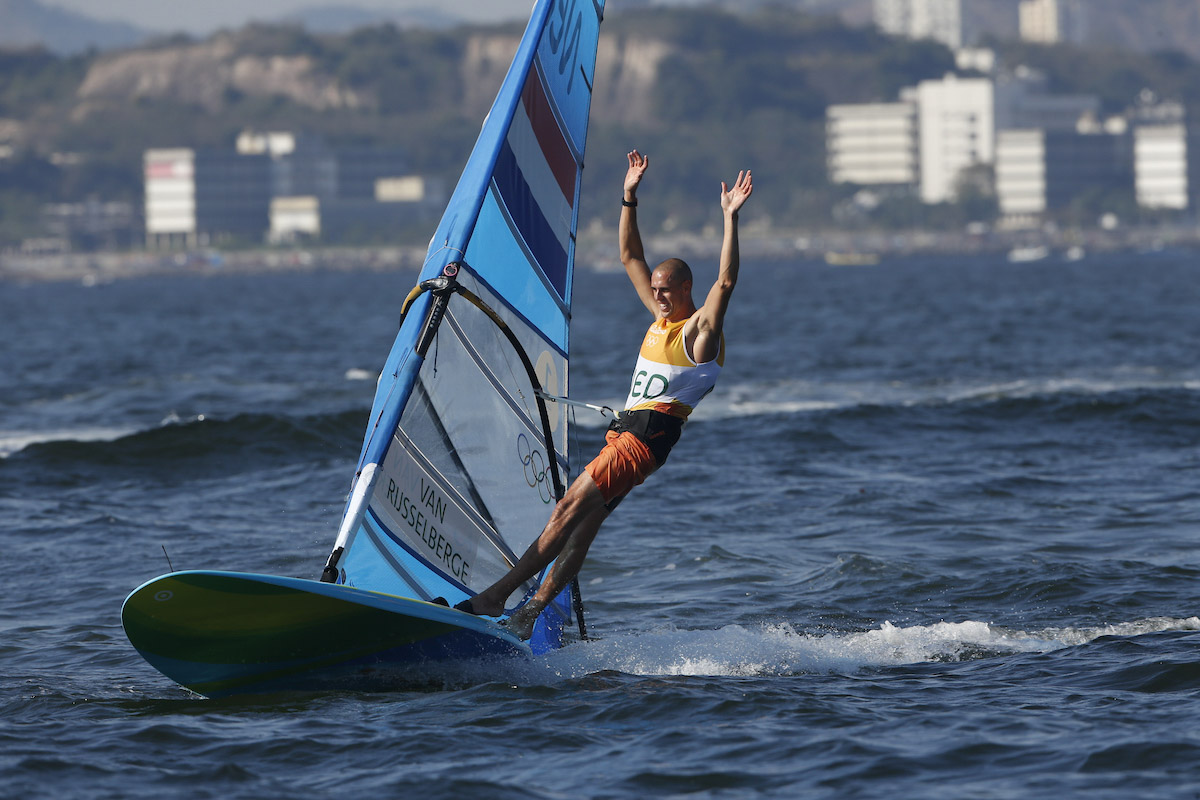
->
(517, 433), (553, 504)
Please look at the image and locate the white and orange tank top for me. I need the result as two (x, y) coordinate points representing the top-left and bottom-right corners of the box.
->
(623, 316), (724, 419)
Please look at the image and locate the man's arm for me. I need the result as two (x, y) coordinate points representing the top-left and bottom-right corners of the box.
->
(620, 150), (657, 316)
(690, 170), (753, 363)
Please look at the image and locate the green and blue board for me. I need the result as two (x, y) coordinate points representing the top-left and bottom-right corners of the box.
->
(123, 571), (534, 697)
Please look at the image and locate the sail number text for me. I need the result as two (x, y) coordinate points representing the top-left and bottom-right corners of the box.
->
(548, 0), (584, 93)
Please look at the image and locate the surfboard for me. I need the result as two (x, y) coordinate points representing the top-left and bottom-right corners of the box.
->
(122, 0), (606, 697)
(122, 571), (536, 697)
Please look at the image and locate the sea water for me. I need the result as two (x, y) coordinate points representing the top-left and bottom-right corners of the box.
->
(4, 252), (1200, 799)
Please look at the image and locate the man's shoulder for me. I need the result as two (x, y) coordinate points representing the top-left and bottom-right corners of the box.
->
(686, 309), (722, 337)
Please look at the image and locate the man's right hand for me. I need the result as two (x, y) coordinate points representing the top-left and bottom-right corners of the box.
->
(624, 150), (649, 199)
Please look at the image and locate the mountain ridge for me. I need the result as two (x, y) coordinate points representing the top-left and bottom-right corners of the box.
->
(0, 0), (148, 54)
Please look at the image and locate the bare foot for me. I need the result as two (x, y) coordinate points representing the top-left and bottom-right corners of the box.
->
(503, 606), (538, 640)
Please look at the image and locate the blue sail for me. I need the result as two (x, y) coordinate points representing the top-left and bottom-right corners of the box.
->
(324, 0), (605, 652)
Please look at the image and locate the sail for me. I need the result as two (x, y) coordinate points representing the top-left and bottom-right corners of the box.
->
(322, 0), (605, 647)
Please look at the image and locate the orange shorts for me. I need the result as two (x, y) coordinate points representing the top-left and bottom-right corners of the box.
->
(584, 430), (657, 506)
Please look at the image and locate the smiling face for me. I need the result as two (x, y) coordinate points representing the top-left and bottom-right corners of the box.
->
(650, 259), (694, 321)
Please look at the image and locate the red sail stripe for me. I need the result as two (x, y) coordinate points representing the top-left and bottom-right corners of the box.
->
(520, 67), (577, 205)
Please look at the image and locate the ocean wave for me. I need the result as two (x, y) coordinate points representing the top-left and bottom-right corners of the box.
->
(562, 369), (1200, 429)
(1, 410), (366, 466)
(0, 425), (145, 459)
(8, 371), (1197, 463)
(691, 371), (1200, 424)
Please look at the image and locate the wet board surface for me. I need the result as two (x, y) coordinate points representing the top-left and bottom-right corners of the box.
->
(122, 570), (529, 697)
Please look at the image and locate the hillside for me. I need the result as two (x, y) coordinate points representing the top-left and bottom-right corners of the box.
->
(2, 4), (1200, 247)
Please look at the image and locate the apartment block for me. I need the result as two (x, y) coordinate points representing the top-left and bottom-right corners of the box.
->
(1135, 123), (1200, 210)
(826, 102), (919, 186)
(144, 148), (271, 249)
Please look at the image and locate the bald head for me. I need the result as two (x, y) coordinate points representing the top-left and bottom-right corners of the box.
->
(653, 258), (693, 286)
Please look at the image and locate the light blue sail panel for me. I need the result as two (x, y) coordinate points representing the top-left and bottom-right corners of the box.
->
(467, 190), (568, 353)
(339, 0), (605, 624)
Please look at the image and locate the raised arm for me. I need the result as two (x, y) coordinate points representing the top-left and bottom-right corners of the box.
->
(690, 170), (753, 363)
(619, 150), (657, 316)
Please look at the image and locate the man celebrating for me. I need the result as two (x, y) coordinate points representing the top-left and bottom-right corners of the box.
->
(457, 150), (753, 638)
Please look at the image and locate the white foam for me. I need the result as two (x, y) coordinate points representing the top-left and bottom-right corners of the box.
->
(466, 616), (1200, 684)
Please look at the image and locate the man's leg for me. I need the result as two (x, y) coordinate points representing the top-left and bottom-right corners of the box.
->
(503, 500), (609, 640)
(464, 471), (607, 617)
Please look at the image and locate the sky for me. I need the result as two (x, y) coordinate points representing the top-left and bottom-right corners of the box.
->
(43, 0), (538, 34)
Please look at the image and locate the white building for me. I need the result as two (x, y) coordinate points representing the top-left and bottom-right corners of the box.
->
(1135, 124), (1194, 210)
(1019, 0), (1085, 45)
(269, 196), (321, 243)
(916, 75), (994, 203)
(144, 149), (196, 246)
(826, 102), (919, 186)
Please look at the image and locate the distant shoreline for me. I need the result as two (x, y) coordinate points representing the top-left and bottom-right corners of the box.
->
(4, 225), (1199, 284)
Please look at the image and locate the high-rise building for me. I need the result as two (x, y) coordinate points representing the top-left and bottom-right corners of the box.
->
(916, 75), (994, 203)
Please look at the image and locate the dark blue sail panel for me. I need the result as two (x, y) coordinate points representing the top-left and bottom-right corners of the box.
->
(492, 138), (569, 303)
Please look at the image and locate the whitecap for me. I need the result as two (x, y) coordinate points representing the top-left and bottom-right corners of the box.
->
(464, 615), (1200, 684)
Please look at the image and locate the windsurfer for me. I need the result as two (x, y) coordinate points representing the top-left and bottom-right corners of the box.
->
(458, 149), (753, 639)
